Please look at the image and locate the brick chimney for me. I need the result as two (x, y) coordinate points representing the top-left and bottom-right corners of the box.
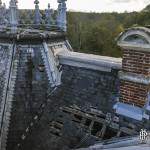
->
(114, 27), (150, 121)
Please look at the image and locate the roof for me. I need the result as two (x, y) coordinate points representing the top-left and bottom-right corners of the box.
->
(0, 27), (149, 150)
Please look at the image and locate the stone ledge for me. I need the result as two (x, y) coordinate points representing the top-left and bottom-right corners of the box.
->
(114, 102), (149, 121)
(118, 42), (150, 52)
(0, 28), (66, 41)
(76, 136), (150, 150)
(57, 51), (122, 72)
(119, 71), (150, 85)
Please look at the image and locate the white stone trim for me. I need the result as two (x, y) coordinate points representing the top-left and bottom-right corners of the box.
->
(42, 42), (62, 87)
(118, 42), (150, 52)
(117, 27), (150, 52)
(119, 71), (150, 85)
(114, 102), (149, 121)
(57, 51), (122, 72)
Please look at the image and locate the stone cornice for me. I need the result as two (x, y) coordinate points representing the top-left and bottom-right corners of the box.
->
(57, 51), (122, 72)
(118, 42), (150, 52)
(0, 28), (66, 41)
(119, 71), (150, 85)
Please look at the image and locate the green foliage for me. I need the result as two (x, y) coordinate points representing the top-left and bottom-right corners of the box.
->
(19, 7), (150, 58)
(67, 10), (150, 57)
(142, 4), (150, 12)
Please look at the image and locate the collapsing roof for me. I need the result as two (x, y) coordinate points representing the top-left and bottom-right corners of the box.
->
(0, 0), (150, 150)
(0, 26), (149, 150)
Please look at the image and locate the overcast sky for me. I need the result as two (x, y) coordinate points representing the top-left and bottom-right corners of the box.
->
(2, 0), (150, 12)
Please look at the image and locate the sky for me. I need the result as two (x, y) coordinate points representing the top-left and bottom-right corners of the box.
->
(2, 0), (150, 13)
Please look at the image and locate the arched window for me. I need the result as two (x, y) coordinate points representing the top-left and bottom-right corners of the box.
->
(124, 34), (149, 44)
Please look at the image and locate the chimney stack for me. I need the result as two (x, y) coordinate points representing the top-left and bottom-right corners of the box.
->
(114, 27), (150, 121)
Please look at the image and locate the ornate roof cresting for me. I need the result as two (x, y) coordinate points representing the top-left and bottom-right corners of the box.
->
(34, 0), (42, 25)
(0, 1), (8, 26)
(0, 0), (68, 32)
(57, 0), (67, 32)
(9, 0), (18, 32)
(45, 3), (52, 27)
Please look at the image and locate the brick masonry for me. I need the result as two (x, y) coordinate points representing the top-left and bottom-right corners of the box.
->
(122, 49), (150, 76)
(120, 48), (150, 107)
(120, 80), (149, 107)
